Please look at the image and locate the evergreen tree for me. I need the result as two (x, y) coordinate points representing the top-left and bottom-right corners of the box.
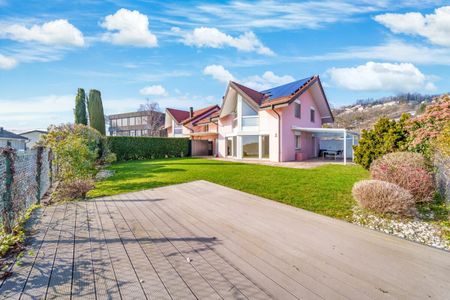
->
(353, 114), (410, 169)
(74, 88), (88, 125)
(87, 89), (106, 135)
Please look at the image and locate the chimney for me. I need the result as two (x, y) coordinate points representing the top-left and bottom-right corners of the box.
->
(189, 107), (194, 118)
(0, 127), (3, 133)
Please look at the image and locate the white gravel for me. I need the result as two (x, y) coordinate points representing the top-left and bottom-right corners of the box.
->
(352, 207), (450, 251)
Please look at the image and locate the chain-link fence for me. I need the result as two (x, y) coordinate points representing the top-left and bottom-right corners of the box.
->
(0, 147), (53, 232)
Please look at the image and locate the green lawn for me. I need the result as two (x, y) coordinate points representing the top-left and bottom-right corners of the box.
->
(89, 158), (369, 220)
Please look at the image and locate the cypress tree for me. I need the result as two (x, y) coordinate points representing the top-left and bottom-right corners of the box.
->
(74, 88), (88, 125)
(87, 89), (106, 135)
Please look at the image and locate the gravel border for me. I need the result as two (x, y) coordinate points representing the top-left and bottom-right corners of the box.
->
(352, 207), (450, 251)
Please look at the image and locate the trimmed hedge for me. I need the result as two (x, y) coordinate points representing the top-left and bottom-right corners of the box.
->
(107, 136), (190, 161)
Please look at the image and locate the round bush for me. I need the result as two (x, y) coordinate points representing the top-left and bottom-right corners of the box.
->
(352, 180), (416, 216)
(370, 152), (434, 203)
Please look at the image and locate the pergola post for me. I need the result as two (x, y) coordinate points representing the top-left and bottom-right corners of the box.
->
(352, 135), (355, 162)
(343, 130), (347, 165)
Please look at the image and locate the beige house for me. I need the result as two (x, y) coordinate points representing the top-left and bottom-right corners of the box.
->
(20, 130), (47, 148)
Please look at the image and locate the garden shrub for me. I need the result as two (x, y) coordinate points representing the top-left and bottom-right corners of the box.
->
(435, 122), (450, 157)
(43, 124), (106, 182)
(370, 152), (435, 203)
(353, 114), (409, 169)
(352, 180), (416, 216)
(53, 179), (94, 202)
(407, 95), (450, 159)
(107, 136), (190, 161)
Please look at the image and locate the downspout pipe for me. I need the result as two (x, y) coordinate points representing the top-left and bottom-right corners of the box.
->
(271, 104), (281, 162)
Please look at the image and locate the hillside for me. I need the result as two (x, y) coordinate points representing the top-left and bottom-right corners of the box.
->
(331, 93), (441, 132)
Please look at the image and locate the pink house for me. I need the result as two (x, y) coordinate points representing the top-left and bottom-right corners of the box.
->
(165, 75), (357, 162)
(216, 75), (336, 162)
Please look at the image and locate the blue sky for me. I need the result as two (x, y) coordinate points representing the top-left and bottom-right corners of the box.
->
(1, 0), (449, 131)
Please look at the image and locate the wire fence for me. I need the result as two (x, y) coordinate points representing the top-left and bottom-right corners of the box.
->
(0, 147), (53, 232)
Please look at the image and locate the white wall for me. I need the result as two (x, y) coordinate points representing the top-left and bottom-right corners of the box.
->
(319, 138), (355, 158)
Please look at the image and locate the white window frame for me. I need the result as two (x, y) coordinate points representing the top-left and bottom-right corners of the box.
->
(295, 134), (302, 150)
(310, 107), (315, 123)
(294, 100), (301, 119)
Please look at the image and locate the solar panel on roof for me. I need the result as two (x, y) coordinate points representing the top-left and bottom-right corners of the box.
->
(260, 77), (311, 100)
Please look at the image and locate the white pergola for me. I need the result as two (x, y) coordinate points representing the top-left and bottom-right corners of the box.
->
(292, 127), (359, 165)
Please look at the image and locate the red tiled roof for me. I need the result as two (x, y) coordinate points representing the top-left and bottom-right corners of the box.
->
(231, 82), (266, 106)
(167, 108), (190, 123)
(195, 110), (220, 125)
(182, 105), (220, 125)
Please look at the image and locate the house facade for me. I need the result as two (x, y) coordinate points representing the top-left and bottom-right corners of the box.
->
(216, 76), (334, 162)
(0, 127), (28, 150)
(109, 111), (166, 137)
(165, 105), (220, 156)
(165, 75), (338, 162)
(20, 130), (47, 148)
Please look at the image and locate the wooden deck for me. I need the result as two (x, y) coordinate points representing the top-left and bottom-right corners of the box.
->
(1, 180), (449, 299)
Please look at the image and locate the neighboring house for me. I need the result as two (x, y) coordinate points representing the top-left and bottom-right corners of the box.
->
(109, 111), (166, 137)
(216, 76), (337, 162)
(20, 130), (47, 148)
(0, 127), (27, 150)
(165, 105), (221, 156)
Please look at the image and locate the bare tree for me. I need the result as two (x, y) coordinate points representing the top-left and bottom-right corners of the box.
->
(138, 99), (164, 136)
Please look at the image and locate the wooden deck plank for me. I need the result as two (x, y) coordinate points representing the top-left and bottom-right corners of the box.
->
(169, 181), (450, 299)
(95, 199), (147, 299)
(0, 206), (56, 299)
(71, 201), (96, 299)
(142, 193), (271, 300)
(20, 203), (67, 300)
(45, 203), (76, 300)
(141, 188), (305, 300)
(183, 181), (449, 298)
(130, 199), (247, 300)
(117, 197), (197, 299)
(86, 200), (121, 300)
(170, 182), (375, 299)
(121, 195), (222, 299)
(105, 196), (171, 299)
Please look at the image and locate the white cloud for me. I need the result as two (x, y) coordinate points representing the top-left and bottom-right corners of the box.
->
(139, 85), (167, 96)
(203, 64), (294, 90)
(327, 62), (436, 93)
(375, 6), (450, 47)
(203, 64), (235, 83)
(101, 8), (158, 47)
(243, 71), (295, 90)
(0, 54), (17, 69)
(181, 27), (274, 55)
(0, 19), (84, 46)
(163, 0), (440, 30)
(294, 40), (450, 65)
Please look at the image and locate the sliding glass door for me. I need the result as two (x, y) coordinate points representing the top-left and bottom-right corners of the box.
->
(242, 135), (259, 158)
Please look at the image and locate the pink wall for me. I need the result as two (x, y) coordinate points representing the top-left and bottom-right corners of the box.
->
(280, 90), (322, 161)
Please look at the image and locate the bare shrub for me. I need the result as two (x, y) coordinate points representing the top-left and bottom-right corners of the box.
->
(352, 180), (416, 216)
(370, 152), (435, 203)
(53, 179), (94, 202)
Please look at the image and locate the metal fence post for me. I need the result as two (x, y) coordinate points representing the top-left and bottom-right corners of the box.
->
(35, 146), (43, 202)
(1, 147), (15, 233)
